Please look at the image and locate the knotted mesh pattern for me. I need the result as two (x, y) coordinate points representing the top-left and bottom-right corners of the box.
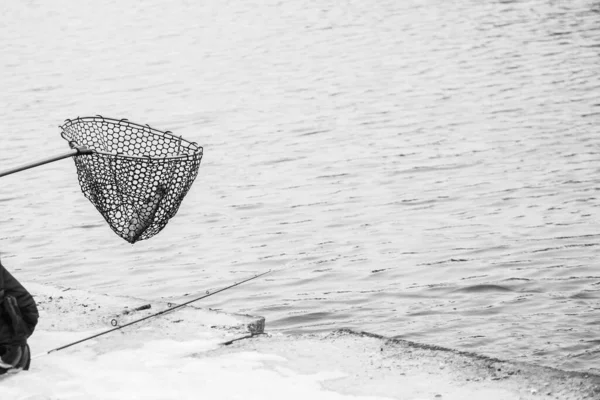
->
(61, 116), (203, 243)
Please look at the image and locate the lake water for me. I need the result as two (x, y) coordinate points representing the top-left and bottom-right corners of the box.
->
(1, 0), (600, 373)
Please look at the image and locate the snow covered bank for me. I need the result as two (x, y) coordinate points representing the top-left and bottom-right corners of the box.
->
(2, 283), (599, 400)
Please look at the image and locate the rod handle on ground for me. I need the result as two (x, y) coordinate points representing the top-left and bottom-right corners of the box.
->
(0, 146), (94, 178)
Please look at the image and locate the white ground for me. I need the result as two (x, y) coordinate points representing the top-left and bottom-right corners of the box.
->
(2, 283), (599, 400)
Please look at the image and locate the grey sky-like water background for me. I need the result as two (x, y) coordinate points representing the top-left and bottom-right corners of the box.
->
(1, 0), (600, 372)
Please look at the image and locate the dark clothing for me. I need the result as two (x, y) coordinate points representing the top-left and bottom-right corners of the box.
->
(0, 262), (39, 342)
(0, 260), (37, 374)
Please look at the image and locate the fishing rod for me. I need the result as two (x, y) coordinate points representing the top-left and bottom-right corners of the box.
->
(33, 269), (272, 359)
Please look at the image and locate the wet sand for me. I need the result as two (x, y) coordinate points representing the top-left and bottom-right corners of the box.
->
(226, 331), (600, 400)
(13, 283), (599, 400)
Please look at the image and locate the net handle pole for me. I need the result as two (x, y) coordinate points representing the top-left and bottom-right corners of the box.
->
(0, 147), (93, 178)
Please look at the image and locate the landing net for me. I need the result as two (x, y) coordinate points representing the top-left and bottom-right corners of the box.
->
(61, 116), (203, 243)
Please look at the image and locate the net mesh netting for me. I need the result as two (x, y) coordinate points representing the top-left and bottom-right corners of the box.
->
(61, 116), (203, 243)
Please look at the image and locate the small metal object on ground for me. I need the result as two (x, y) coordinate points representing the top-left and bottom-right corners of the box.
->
(247, 317), (265, 335)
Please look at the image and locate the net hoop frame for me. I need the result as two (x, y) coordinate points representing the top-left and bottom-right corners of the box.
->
(60, 115), (203, 161)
